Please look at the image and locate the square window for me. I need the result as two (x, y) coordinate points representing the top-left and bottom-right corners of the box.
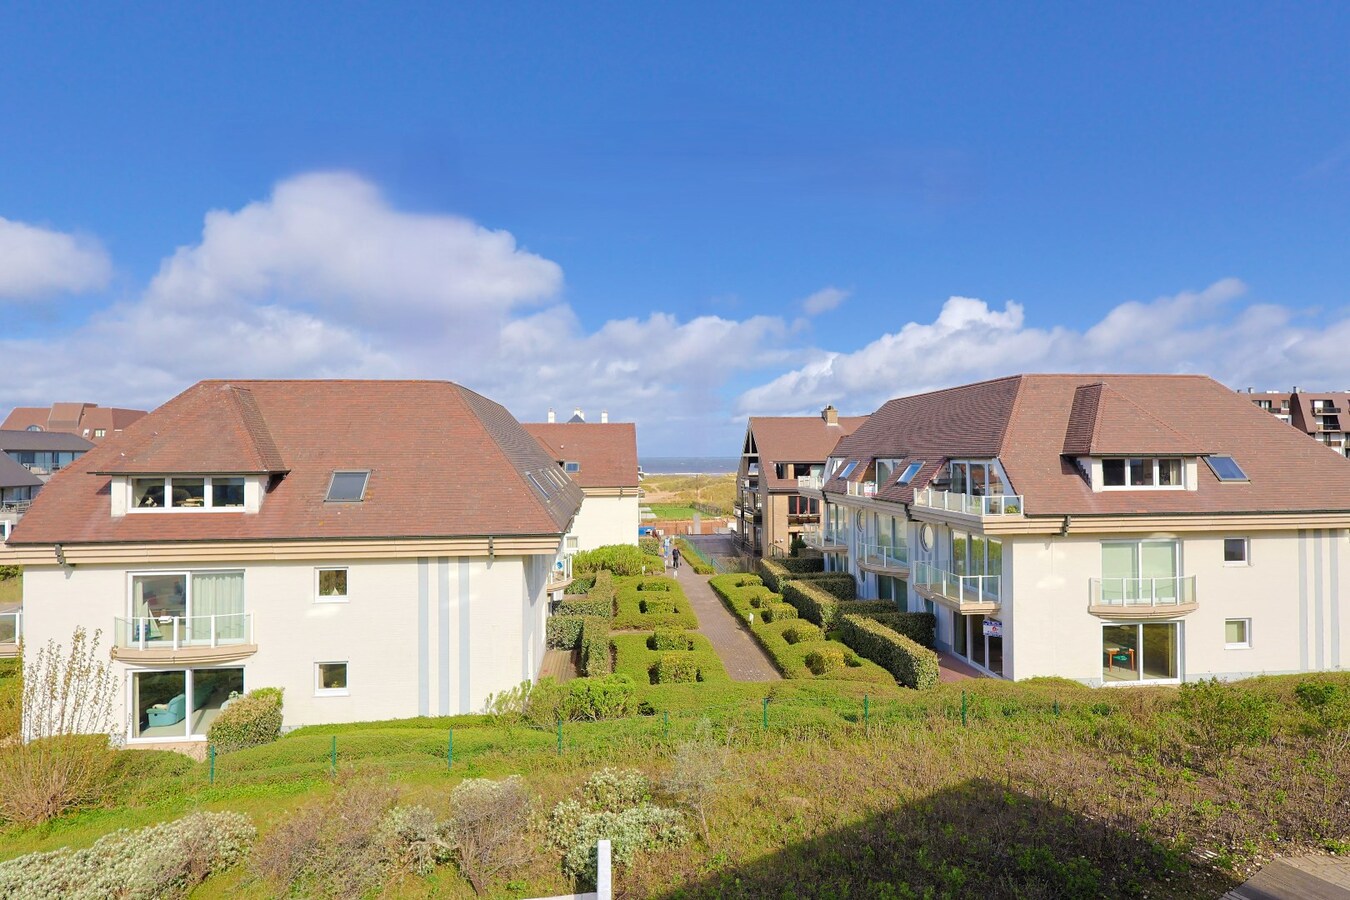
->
(326, 471), (369, 502)
(1223, 538), (1249, 565)
(316, 662), (349, 694)
(1102, 459), (1126, 486)
(133, 477), (167, 508)
(170, 478), (206, 508)
(317, 568), (348, 600)
(94, 429), (106, 438)
(564, 535), (579, 551)
(1225, 619), (1251, 648)
(212, 477), (245, 508)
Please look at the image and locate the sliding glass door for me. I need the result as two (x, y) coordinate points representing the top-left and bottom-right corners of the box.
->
(132, 667), (244, 740)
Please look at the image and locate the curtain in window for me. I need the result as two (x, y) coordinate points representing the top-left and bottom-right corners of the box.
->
(1141, 541), (1178, 602)
(1101, 543), (1136, 602)
(191, 572), (245, 640)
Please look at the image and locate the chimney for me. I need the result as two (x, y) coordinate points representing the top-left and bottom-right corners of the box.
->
(601, 409), (609, 424)
(572, 407), (584, 423)
(547, 407), (556, 423)
(1292, 386), (1300, 395)
(822, 405), (839, 426)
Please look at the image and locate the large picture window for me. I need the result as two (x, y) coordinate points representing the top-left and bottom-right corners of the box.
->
(128, 571), (246, 645)
(132, 667), (244, 740)
(1102, 623), (1180, 683)
(131, 476), (245, 511)
(1100, 540), (1179, 603)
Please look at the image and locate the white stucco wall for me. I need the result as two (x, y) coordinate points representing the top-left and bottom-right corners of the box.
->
(22, 552), (553, 741)
(568, 493), (639, 551)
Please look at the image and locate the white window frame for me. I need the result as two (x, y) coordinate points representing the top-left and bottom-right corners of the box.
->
(1101, 622), (1184, 686)
(315, 567), (349, 603)
(94, 428), (106, 438)
(126, 568), (247, 621)
(1223, 537), (1250, 566)
(127, 665), (245, 743)
(1224, 618), (1252, 649)
(315, 661), (350, 697)
(1099, 458), (1186, 491)
(564, 535), (579, 553)
(128, 475), (248, 513)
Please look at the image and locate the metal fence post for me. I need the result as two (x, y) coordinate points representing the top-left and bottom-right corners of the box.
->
(1053, 699), (1060, 717)
(330, 735), (337, 777)
(663, 710), (669, 740)
(208, 745), (216, 785)
(863, 694), (869, 730)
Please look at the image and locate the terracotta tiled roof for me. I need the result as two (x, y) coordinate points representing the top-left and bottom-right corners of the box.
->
(522, 423), (640, 489)
(8, 380), (583, 545)
(0, 430), (95, 453)
(826, 374), (1350, 516)
(2, 404), (147, 442)
(746, 415), (868, 490)
(1060, 382), (1209, 456)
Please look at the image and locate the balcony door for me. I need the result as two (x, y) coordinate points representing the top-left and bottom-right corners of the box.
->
(129, 571), (245, 645)
(1101, 541), (1178, 603)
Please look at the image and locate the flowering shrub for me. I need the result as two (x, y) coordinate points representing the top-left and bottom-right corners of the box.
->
(0, 811), (254, 899)
(548, 768), (689, 885)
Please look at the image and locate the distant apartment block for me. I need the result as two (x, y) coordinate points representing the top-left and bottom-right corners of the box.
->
(2, 401), (147, 443)
(524, 415), (641, 557)
(797, 374), (1350, 685)
(735, 406), (865, 556)
(0, 429), (96, 538)
(1246, 388), (1350, 458)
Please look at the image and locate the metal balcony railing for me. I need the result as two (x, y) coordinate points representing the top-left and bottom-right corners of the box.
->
(914, 489), (1023, 516)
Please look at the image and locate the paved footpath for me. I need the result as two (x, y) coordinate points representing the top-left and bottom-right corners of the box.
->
(676, 568), (781, 681)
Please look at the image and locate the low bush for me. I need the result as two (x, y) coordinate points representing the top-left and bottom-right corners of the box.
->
(758, 556), (824, 590)
(445, 777), (531, 894)
(866, 611), (937, 648)
(610, 634), (730, 688)
(652, 653), (700, 684)
(639, 596), (676, 615)
(637, 579), (672, 592)
(578, 617), (612, 677)
(548, 769), (690, 885)
(782, 622), (823, 645)
(836, 613), (940, 690)
(564, 575), (596, 595)
(574, 545), (666, 577)
(0, 810), (254, 900)
(546, 615), (585, 650)
(797, 573), (857, 600)
(780, 578), (899, 630)
(639, 536), (662, 556)
(614, 577), (697, 629)
(557, 596), (613, 619)
(207, 686), (284, 753)
(566, 675), (636, 720)
(805, 646), (847, 675)
(759, 602), (798, 624)
(648, 628), (694, 651)
(1174, 678), (1275, 768)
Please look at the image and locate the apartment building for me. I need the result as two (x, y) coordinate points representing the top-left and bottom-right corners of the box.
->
(524, 419), (641, 556)
(1247, 388), (1350, 458)
(2, 402), (147, 443)
(1, 380), (582, 743)
(799, 374), (1350, 685)
(735, 406), (866, 556)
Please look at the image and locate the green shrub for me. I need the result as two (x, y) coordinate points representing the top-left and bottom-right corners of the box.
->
(799, 573), (857, 600)
(546, 615), (585, 649)
(866, 611), (937, 648)
(558, 596), (613, 618)
(758, 556), (824, 590)
(548, 769), (689, 885)
(639, 536), (662, 556)
(1174, 678), (1275, 766)
(573, 545), (665, 576)
(636, 579), (672, 591)
(0, 565), (19, 581)
(836, 613), (940, 689)
(0, 811), (254, 899)
(579, 617), (612, 677)
(648, 628), (693, 651)
(759, 601), (798, 623)
(652, 653), (700, 684)
(564, 575), (596, 595)
(782, 622), (823, 645)
(565, 674), (634, 720)
(805, 646), (847, 675)
(639, 597), (676, 615)
(781, 578), (898, 630)
(207, 687), (284, 753)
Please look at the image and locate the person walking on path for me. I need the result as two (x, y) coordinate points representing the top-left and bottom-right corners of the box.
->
(672, 546), (682, 572)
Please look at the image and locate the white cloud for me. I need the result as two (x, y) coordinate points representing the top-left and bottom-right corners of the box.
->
(0, 216), (111, 299)
(801, 286), (849, 315)
(737, 279), (1350, 416)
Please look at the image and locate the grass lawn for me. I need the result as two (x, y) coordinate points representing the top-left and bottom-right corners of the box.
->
(645, 503), (701, 521)
(611, 632), (731, 687)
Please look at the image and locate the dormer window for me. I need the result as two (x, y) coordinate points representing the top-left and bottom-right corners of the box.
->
(325, 471), (369, 502)
(875, 458), (902, 484)
(1101, 458), (1184, 489)
(131, 476), (247, 511)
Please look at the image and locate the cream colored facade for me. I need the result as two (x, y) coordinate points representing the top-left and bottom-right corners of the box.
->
(566, 489), (640, 552)
(814, 489), (1349, 685)
(17, 548), (555, 743)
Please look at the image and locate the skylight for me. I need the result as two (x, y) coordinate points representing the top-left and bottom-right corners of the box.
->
(564, 460), (581, 474)
(838, 460), (858, 479)
(1204, 455), (1249, 482)
(897, 461), (924, 484)
(326, 470), (370, 502)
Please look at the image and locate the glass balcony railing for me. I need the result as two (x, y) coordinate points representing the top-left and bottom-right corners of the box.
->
(800, 525), (846, 549)
(846, 480), (878, 498)
(913, 562), (1001, 607)
(1089, 576), (1197, 611)
(114, 613), (253, 650)
(914, 489), (1024, 516)
(0, 611), (20, 644)
(797, 473), (824, 491)
(858, 543), (909, 570)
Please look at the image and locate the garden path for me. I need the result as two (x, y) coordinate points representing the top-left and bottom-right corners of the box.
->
(678, 569), (781, 681)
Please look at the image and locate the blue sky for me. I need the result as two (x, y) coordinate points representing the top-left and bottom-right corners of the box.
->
(2, 3), (1349, 454)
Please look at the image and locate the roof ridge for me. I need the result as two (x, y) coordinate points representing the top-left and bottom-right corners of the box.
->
(994, 375), (1028, 456)
(1096, 380), (1201, 451)
(221, 385), (286, 472)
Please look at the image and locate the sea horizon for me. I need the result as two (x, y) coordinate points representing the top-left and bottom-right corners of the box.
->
(640, 456), (739, 475)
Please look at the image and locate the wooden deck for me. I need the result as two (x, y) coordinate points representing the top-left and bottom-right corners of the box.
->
(1222, 855), (1350, 900)
(540, 647), (580, 683)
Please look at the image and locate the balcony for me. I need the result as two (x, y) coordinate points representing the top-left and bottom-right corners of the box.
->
(0, 499), (32, 513)
(913, 562), (1001, 613)
(797, 473), (824, 492)
(1088, 576), (1197, 618)
(113, 613), (256, 663)
(0, 611), (19, 658)
(857, 543), (909, 574)
(913, 489), (1024, 517)
(1313, 405), (1344, 415)
(800, 525), (847, 553)
(846, 480), (878, 498)
(548, 555), (574, 592)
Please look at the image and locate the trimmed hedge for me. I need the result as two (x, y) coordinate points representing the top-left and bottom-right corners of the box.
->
(648, 627), (693, 651)
(805, 646), (846, 675)
(579, 616), (612, 677)
(564, 575), (596, 595)
(837, 613), (941, 690)
(614, 576), (698, 629)
(867, 611), (937, 649)
(759, 602), (798, 623)
(564, 674), (633, 720)
(636, 580), (672, 592)
(573, 545), (666, 576)
(781, 579), (898, 630)
(547, 615), (585, 649)
(652, 653), (700, 684)
(558, 596), (613, 618)
(759, 557), (824, 591)
(782, 622), (823, 645)
(798, 573), (857, 600)
(639, 597), (676, 616)
(207, 687), (283, 753)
